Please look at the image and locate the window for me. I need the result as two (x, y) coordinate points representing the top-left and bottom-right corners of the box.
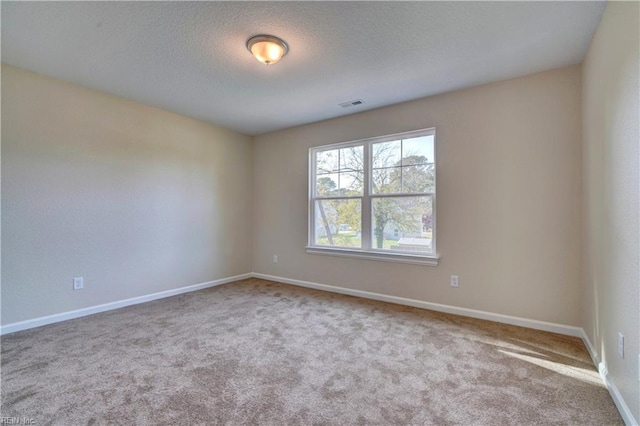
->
(308, 128), (437, 265)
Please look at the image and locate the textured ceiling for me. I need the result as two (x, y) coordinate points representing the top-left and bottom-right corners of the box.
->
(2, 1), (606, 135)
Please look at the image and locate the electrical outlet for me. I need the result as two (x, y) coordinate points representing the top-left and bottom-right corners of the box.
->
(450, 275), (459, 288)
(73, 277), (84, 290)
(272, 255), (278, 264)
(617, 332), (624, 358)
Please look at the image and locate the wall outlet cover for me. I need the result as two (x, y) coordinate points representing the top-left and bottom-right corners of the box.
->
(73, 277), (84, 290)
(617, 332), (624, 358)
(450, 275), (459, 287)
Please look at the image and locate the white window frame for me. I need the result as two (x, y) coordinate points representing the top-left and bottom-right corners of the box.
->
(307, 128), (438, 266)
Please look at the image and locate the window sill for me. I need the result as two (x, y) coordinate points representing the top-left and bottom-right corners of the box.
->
(305, 246), (439, 266)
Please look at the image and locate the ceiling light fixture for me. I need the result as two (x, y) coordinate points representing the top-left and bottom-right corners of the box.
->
(246, 35), (289, 65)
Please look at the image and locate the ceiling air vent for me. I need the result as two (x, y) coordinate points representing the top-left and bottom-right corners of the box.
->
(339, 99), (364, 108)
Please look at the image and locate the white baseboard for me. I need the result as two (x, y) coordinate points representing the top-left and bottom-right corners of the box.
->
(251, 273), (583, 337)
(581, 330), (638, 426)
(0, 273), (252, 336)
(1, 271), (582, 338)
(581, 328), (601, 368)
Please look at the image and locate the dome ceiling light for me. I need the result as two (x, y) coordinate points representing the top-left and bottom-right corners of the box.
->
(246, 35), (289, 65)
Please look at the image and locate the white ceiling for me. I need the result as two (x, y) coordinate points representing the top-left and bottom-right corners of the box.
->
(2, 1), (606, 136)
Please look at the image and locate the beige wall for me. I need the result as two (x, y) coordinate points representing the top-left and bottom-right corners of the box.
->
(582, 1), (639, 421)
(1, 65), (253, 325)
(253, 65), (583, 326)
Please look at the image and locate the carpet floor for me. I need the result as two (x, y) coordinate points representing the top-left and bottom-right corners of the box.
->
(1, 278), (622, 425)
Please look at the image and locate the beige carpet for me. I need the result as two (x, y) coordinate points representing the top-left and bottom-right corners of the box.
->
(1, 278), (622, 425)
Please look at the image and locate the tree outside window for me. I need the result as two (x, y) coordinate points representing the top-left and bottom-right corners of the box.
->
(310, 129), (436, 256)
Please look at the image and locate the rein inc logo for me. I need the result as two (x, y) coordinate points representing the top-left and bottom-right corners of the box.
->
(1, 418), (35, 425)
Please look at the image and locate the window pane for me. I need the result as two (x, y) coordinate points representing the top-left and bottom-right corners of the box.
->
(402, 163), (435, 193)
(372, 167), (401, 194)
(316, 146), (364, 196)
(316, 149), (339, 174)
(340, 146), (363, 171)
(371, 196), (433, 254)
(339, 170), (363, 195)
(314, 199), (361, 248)
(316, 174), (338, 196)
(372, 140), (401, 168)
(401, 135), (434, 166)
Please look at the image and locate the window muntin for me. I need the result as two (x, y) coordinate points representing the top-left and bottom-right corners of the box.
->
(309, 129), (436, 259)
(371, 136), (434, 194)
